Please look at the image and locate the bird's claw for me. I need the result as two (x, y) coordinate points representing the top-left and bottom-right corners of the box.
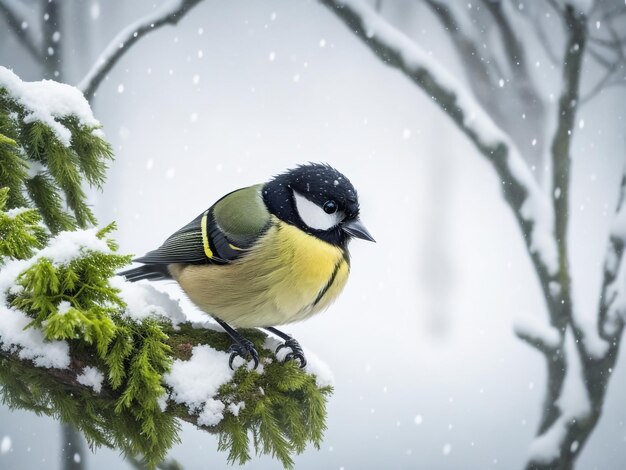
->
(228, 339), (259, 370)
(276, 338), (307, 368)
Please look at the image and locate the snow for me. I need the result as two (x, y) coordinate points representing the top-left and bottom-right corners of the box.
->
(227, 401), (245, 417)
(197, 399), (226, 427)
(611, 199), (626, 241)
(264, 336), (334, 387)
(0, 228), (113, 369)
(0, 436), (11, 454)
(512, 157), (559, 276)
(0, 66), (100, 147)
(0, 307), (70, 369)
(110, 277), (186, 326)
(163, 345), (234, 426)
(32, 228), (111, 266)
(513, 315), (561, 350)
(528, 332), (592, 463)
(76, 366), (105, 393)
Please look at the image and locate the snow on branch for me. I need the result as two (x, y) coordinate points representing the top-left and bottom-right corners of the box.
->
(514, 316), (561, 355)
(602, 170), (626, 337)
(0, 226), (332, 468)
(78, 0), (204, 101)
(321, 0), (558, 276)
(0, 67), (101, 147)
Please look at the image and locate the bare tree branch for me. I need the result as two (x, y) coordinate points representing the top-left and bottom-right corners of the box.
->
(481, 0), (529, 78)
(514, 4), (561, 65)
(0, 0), (42, 63)
(581, 60), (624, 104)
(550, 5), (586, 333)
(78, 0), (204, 101)
(422, 1), (501, 117)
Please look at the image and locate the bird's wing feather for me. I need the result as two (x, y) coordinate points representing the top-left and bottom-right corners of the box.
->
(134, 184), (271, 265)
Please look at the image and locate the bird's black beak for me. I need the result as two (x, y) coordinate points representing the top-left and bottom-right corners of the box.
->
(342, 219), (375, 242)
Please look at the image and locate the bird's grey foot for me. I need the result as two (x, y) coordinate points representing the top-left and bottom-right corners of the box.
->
(228, 338), (259, 370)
(276, 338), (307, 368)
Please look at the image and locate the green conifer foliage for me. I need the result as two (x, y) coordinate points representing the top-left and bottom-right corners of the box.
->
(0, 71), (332, 469)
(0, 85), (113, 234)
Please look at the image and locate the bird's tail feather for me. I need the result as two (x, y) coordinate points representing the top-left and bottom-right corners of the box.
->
(118, 264), (172, 282)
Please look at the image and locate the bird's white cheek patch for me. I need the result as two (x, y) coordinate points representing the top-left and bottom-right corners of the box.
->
(293, 190), (342, 230)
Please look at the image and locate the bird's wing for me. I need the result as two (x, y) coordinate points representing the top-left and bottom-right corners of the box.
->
(134, 184), (270, 265)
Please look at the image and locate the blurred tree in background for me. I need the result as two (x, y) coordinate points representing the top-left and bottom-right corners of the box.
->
(320, 1), (626, 469)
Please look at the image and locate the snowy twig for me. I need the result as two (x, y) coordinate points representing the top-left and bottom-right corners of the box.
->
(0, 0), (41, 62)
(481, 0), (529, 79)
(514, 318), (561, 356)
(515, 6), (560, 65)
(582, 16), (626, 103)
(422, 1), (501, 121)
(78, 0), (204, 101)
(600, 170), (626, 338)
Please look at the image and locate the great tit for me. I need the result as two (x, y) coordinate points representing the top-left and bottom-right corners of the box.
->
(120, 163), (374, 369)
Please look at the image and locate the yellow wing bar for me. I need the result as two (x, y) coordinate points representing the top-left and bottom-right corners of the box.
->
(200, 211), (214, 259)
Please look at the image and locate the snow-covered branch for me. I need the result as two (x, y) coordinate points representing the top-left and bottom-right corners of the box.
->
(320, 0), (558, 286)
(78, 0), (204, 101)
(601, 170), (626, 338)
(0, 0), (41, 62)
(514, 317), (561, 356)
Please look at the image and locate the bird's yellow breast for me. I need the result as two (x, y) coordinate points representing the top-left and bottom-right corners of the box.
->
(170, 217), (350, 327)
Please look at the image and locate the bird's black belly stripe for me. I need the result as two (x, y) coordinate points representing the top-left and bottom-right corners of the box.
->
(311, 259), (343, 308)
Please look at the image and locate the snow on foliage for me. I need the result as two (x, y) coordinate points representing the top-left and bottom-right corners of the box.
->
(110, 276), (187, 326)
(164, 345), (235, 425)
(0, 306), (70, 369)
(265, 336), (334, 388)
(76, 366), (105, 393)
(0, 229), (112, 369)
(0, 66), (100, 146)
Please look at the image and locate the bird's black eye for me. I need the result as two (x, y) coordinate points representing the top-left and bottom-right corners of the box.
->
(323, 200), (337, 214)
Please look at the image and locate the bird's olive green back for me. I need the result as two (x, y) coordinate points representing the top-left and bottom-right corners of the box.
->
(213, 184), (270, 247)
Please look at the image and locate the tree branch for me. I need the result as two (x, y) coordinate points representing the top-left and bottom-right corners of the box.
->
(0, 321), (331, 469)
(548, 5), (585, 336)
(599, 170), (626, 339)
(481, 0), (530, 79)
(0, 0), (42, 63)
(77, 0), (204, 101)
(513, 318), (560, 356)
(320, 0), (558, 291)
(422, 1), (506, 122)
(320, 0), (569, 439)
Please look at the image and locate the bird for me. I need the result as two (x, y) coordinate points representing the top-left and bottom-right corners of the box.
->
(119, 163), (374, 369)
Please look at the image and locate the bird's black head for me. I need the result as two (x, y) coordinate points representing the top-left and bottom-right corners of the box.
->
(262, 163), (374, 246)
